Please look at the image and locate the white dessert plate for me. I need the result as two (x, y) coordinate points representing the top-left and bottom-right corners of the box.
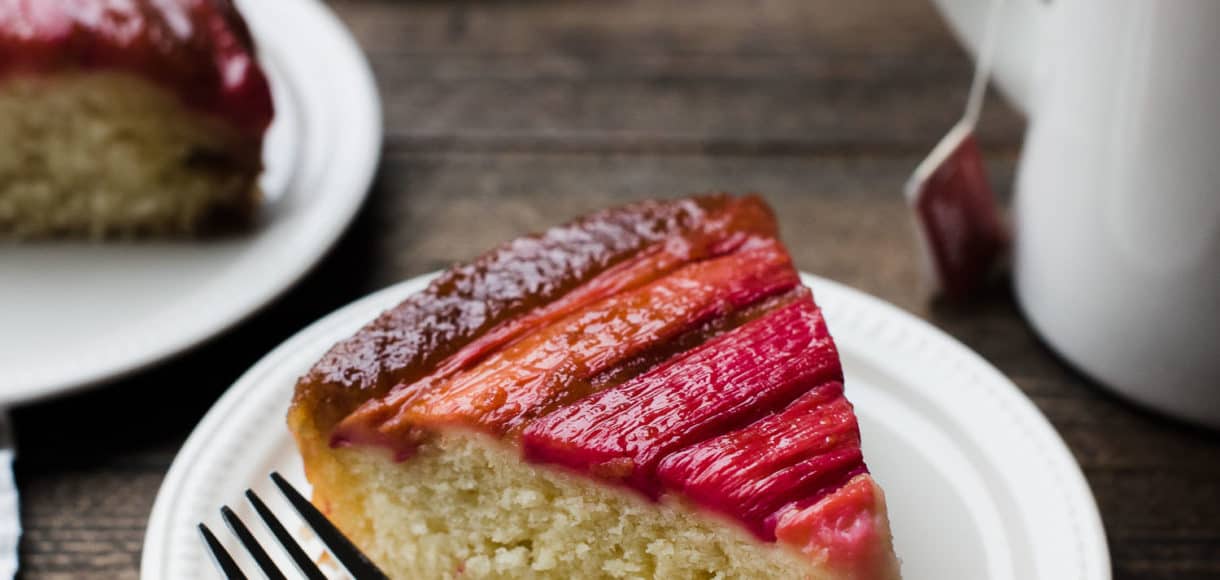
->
(143, 273), (1111, 580)
(0, 0), (381, 405)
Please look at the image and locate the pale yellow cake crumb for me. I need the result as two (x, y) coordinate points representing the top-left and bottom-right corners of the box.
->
(308, 430), (850, 580)
(0, 72), (261, 239)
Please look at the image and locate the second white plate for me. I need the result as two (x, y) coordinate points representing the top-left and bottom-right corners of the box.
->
(0, 0), (381, 405)
(142, 273), (1111, 580)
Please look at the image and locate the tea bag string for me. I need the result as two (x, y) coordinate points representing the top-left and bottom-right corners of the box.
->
(964, 0), (1007, 128)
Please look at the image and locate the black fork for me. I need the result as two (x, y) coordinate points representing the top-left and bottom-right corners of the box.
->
(198, 472), (389, 580)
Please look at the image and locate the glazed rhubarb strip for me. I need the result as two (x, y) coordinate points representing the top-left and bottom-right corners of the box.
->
(427, 233), (748, 381)
(521, 295), (843, 497)
(773, 475), (891, 578)
(585, 288), (806, 392)
(333, 239), (800, 449)
(656, 382), (865, 539)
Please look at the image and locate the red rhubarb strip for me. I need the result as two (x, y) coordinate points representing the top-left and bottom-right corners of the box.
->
(334, 238), (799, 448)
(429, 233), (748, 380)
(521, 294), (842, 497)
(773, 475), (893, 580)
(585, 288), (806, 392)
(656, 382), (865, 539)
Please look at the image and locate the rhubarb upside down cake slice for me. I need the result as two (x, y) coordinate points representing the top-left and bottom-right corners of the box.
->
(289, 195), (901, 580)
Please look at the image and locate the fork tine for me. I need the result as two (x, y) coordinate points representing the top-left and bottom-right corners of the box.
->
(199, 523), (250, 580)
(220, 506), (289, 580)
(245, 489), (328, 580)
(271, 472), (390, 580)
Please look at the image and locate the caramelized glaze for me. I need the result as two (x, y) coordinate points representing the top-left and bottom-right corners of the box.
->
(299, 195), (777, 430)
(333, 238), (799, 451)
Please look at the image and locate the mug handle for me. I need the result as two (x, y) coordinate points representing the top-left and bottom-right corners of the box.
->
(930, 0), (1049, 115)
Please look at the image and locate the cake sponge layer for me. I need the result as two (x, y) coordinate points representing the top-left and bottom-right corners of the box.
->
(306, 430), (853, 579)
(0, 72), (262, 238)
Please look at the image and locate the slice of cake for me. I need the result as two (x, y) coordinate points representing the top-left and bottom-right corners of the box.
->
(290, 195), (901, 579)
(0, 0), (274, 238)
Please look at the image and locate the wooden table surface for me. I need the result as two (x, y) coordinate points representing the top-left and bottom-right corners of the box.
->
(12, 0), (1220, 578)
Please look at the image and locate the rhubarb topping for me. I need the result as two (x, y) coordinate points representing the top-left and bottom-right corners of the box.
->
(333, 238), (800, 447)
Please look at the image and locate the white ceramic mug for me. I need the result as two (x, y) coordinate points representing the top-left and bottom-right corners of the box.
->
(933, 0), (1220, 427)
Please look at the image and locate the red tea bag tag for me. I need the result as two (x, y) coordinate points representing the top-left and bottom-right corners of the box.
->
(906, 122), (1009, 299)
(906, 0), (1012, 300)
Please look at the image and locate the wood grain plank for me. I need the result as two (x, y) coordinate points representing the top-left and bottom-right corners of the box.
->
(325, 0), (1025, 150)
(330, 0), (962, 57)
